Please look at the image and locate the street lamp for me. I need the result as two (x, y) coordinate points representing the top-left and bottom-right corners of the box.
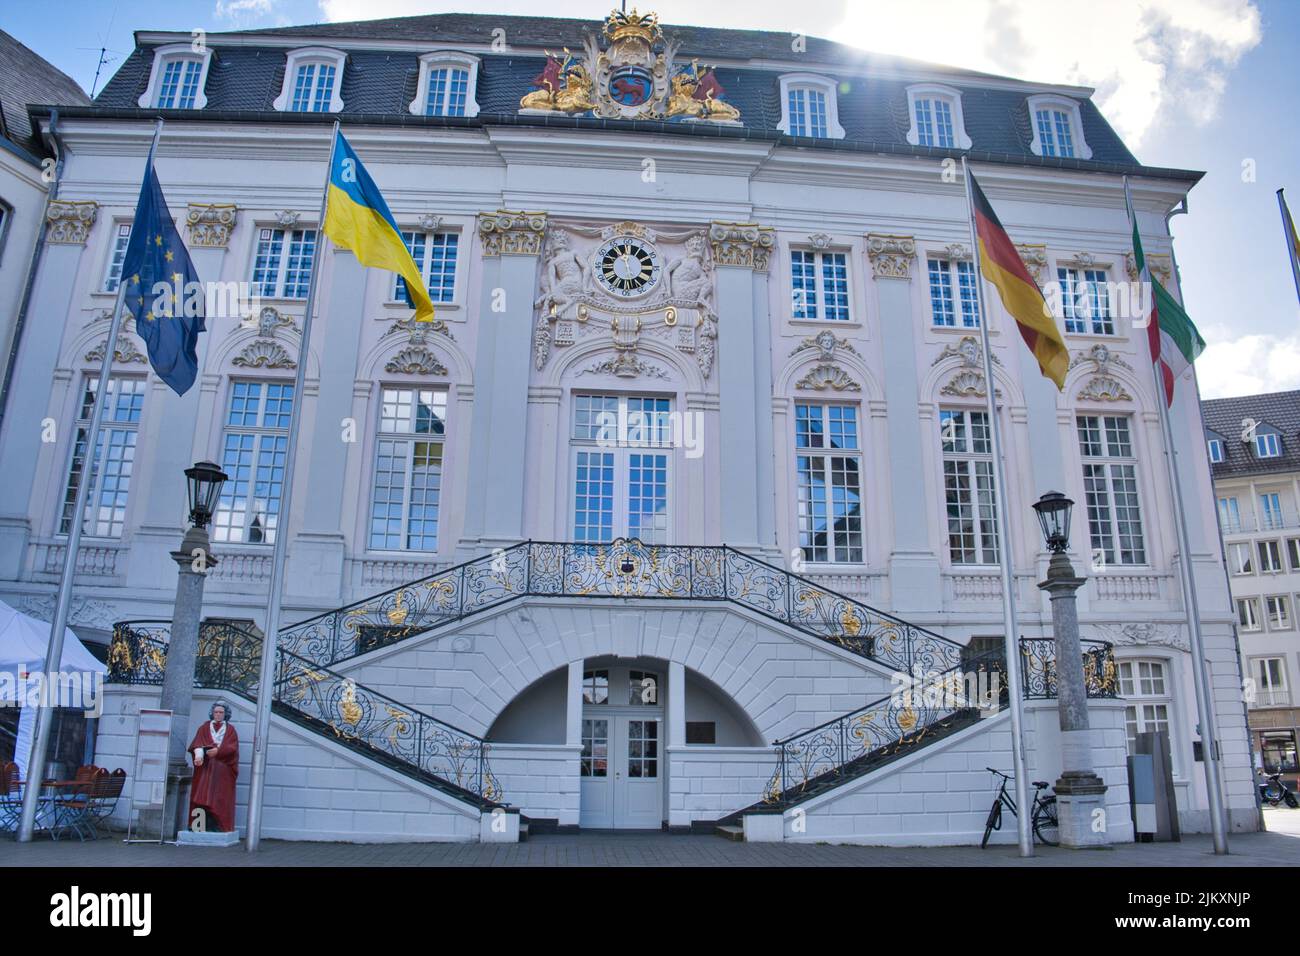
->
(184, 460), (227, 529)
(1032, 491), (1072, 554)
(154, 461), (227, 841)
(1033, 491), (1108, 848)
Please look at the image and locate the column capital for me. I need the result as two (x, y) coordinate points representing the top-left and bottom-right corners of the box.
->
(187, 203), (239, 248)
(46, 199), (98, 245)
(708, 221), (775, 272)
(865, 233), (916, 280)
(477, 209), (548, 257)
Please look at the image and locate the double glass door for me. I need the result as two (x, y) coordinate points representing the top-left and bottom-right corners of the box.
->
(579, 713), (662, 829)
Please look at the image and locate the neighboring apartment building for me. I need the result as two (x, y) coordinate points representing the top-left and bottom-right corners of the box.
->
(1204, 390), (1300, 788)
(0, 9), (1254, 843)
(0, 30), (90, 413)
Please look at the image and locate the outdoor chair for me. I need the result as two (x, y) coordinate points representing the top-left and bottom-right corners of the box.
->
(84, 768), (127, 839)
(0, 762), (20, 834)
(52, 766), (107, 842)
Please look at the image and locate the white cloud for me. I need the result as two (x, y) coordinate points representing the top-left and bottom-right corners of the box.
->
(834, 0), (1261, 148)
(215, 0), (276, 23)
(1196, 331), (1300, 399)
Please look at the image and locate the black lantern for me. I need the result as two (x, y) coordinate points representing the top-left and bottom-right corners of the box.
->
(1032, 491), (1074, 554)
(185, 460), (228, 530)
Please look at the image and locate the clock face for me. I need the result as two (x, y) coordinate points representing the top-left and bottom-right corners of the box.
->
(595, 236), (660, 298)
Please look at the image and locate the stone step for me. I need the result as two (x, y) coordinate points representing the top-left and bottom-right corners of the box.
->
(716, 824), (744, 842)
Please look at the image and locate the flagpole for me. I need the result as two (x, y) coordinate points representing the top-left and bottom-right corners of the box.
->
(1278, 189), (1300, 309)
(961, 157), (1034, 857)
(245, 119), (339, 852)
(1126, 176), (1229, 853)
(16, 118), (165, 842)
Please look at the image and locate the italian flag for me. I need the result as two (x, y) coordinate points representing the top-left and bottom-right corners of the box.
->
(1125, 178), (1204, 406)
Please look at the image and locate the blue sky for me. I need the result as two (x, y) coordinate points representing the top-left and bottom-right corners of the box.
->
(4, 0), (1298, 398)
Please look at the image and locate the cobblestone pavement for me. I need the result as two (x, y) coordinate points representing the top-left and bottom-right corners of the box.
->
(2, 816), (1298, 866)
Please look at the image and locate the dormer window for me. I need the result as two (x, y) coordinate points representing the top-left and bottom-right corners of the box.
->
(274, 48), (346, 114)
(1207, 438), (1224, 463)
(905, 85), (972, 150)
(138, 44), (213, 110)
(409, 53), (480, 118)
(1257, 431), (1282, 458)
(777, 74), (845, 140)
(1027, 95), (1092, 159)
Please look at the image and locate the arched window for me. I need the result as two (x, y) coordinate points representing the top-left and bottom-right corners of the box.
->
(1027, 94), (1092, 160)
(410, 52), (480, 118)
(905, 84), (972, 149)
(138, 44), (212, 110)
(777, 74), (845, 140)
(274, 48), (346, 113)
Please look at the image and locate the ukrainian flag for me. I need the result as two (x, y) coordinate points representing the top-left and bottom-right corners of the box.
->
(324, 129), (435, 321)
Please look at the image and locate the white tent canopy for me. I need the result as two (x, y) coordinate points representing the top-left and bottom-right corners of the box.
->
(0, 598), (107, 779)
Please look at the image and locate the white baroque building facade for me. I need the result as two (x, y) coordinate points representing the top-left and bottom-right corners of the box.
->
(0, 10), (1257, 844)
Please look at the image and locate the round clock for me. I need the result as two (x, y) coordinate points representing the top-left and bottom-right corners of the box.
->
(594, 236), (661, 298)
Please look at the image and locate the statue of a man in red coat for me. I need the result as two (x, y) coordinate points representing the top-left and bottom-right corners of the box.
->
(187, 700), (239, 832)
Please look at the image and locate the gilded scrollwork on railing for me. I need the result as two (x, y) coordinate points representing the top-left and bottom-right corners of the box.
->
(763, 650), (1009, 807)
(274, 538), (965, 680)
(107, 622), (502, 805)
(1018, 638), (1119, 699)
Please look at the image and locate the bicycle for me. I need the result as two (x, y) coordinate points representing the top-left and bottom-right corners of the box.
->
(980, 767), (1059, 848)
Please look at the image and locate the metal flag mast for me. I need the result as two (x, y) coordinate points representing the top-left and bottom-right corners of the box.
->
(1279, 189), (1300, 308)
(960, 157), (1034, 857)
(245, 119), (340, 852)
(1125, 175), (1229, 854)
(16, 118), (165, 842)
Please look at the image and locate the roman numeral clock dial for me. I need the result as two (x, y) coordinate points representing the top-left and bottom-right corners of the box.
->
(594, 236), (661, 298)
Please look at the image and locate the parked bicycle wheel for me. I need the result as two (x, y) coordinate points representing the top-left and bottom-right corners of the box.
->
(1286, 791), (1299, 809)
(1032, 795), (1059, 846)
(981, 800), (1002, 848)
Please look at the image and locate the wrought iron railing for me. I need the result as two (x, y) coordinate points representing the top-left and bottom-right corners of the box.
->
(1018, 637), (1119, 700)
(277, 538), (965, 676)
(107, 621), (501, 804)
(763, 648), (1010, 807)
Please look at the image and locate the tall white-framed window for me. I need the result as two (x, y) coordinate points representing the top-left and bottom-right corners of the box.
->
(368, 386), (448, 552)
(102, 222), (133, 292)
(1238, 597), (1262, 631)
(273, 48), (346, 113)
(1255, 658), (1291, 708)
(940, 408), (999, 565)
(776, 74), (845, 139)
(1228, 541), (1254, 575)
(1260, 491), (1285, 529)
(1027, 95), (1091, 159)
(1118, 659), (1171, 754)
(795, 402), (863, 564)
(137, 44), (212, 110)
(1259, 539), (1283, 573)
(927, 256), (980, 328)
(1077, 415), (1145, 565)
(409, 53), (480, 117)
(1256, 431), (1282, 458)
(1207, 438), (1224, 463)
(1267, 594), (1292, 631)
(905, 85), (971, 149)
(570, 394), (672, 544)
(59, 375), (145, 538)
(1287, 537), (1300, 571)
(790, 248), (850, 321)
(251, 226), (317, 299)
(393, 231), (460, 304)
(1057, 266), (1114, 335)
(212, 381), (294, 545)
(1217, 496), (1241, 533)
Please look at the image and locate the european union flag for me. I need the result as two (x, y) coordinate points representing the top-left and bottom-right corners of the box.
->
(119, 161), (205, 395)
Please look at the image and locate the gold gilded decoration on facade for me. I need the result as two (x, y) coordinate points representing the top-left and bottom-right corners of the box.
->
(46, 200), (98, 244)
(186, 203), (238, 248)
(708, 221), (775, 271)
(865, 233), (917, 280)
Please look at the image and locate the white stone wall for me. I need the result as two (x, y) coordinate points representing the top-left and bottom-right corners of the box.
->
(486, 743), (580, 825)
(333, 599), (898, 746)
(668, 746), (777, 826)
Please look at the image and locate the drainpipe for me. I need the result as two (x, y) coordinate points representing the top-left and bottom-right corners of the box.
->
(0, 108), (63, 436)
(1166, 195), (1262, 829)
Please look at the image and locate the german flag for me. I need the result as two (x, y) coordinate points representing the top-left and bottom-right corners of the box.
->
(967, 168), (1068, 389)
